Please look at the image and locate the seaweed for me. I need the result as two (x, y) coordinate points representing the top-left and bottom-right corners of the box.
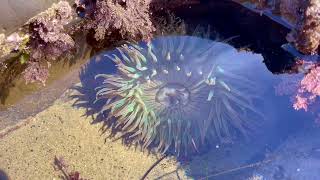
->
(53, 156), (88, 180)
(74, 0), (155, 42)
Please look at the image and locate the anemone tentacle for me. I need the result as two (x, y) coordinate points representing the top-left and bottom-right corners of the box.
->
(95, 36), (265, 156)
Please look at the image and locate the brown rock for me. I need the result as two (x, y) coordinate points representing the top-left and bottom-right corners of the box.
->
(294, 0), (320, 54)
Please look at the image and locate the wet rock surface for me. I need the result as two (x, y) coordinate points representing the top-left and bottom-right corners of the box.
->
(234, 0), (320, 55)
(0, 0), (62, 34)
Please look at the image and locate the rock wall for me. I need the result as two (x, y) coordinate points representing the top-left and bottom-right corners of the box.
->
(234, 0), (320, 55)
(0, 0), (76, 34)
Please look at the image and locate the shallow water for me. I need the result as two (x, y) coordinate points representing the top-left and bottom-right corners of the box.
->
(0, 37), (91, 132)
(0, 1), (319, 180)
(71, 36), (309, 180)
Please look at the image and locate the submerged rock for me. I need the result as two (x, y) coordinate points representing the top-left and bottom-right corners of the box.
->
(252, 126), (320, 180)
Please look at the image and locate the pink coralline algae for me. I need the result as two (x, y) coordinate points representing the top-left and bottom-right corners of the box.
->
(275, 60), (320, 125)
(293, 95), (309, 111)
(75, 0), (155, 41)
(294, 66), (320, 111)
(28, 1), (75, 61)
(22, 1), (75, 85)
(22, 62), (49, 86)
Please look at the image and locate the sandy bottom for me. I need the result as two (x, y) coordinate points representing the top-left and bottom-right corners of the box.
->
(0, 91), (186, 180)
(253, 126), (320, 180)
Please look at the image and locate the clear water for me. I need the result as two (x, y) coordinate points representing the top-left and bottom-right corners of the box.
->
(0, 1), (319, 180)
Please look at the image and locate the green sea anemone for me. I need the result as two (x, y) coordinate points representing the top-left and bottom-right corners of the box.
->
(95, 35), (265, 156)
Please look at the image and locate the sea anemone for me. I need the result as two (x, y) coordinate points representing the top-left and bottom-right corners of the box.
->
(95, 35), (265, 156)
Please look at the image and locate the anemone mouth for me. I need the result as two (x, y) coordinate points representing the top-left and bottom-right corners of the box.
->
(155, 83), (190, 108)
(95, 35), (265, 156)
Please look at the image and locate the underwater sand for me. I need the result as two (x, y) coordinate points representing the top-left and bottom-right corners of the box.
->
(0, 90), (186, 180)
